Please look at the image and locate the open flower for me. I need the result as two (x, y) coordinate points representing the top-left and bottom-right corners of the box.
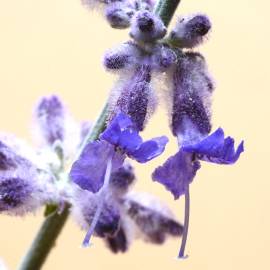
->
(70, 112), (168, 246)
(152, 51), (244, 258)
(153, 128), (244, 199)
(70, 112), (168, 194)
(72, 161), (183, 253)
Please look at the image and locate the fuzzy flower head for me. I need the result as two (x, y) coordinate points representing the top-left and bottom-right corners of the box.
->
(81, 0), (155, 29)
(105, 2), (135, 29)
(0, 138), (54, 215)
(169, 14), (211, 48)
(104, 42), (176, 131)
(170, 52), (213, 144)
(33, 95), (81, 159)
(130, 10), (166, 42)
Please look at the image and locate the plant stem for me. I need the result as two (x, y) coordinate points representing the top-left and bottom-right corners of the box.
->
(17, 102), (109, 270)
(178, 185), (190, 258)
(17, 206), (70, 270)
(155, 0), (182, 27)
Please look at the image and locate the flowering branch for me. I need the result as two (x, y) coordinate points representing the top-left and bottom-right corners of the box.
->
(17, 103), (110, 270)
(16, 1), (184, 268)
(0, 0), (244, 269)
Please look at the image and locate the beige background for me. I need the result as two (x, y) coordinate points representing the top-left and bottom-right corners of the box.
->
(0, 0), (269, 269)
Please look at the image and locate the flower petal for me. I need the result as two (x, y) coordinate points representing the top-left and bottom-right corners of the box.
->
(183, 128), (244, 164)
(100, 113), (142, 152)
(152, 150), (200, 199)
(70, 141), (124, 193)
(131, 136), (168, 163)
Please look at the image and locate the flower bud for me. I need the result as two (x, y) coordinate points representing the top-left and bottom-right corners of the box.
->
(33, 95), (80, 158)
(109, 64), (156, 131)
(0, 168), (52, 215)
(169, 14), (211, 48)
(34, 95), (65, 145)
(72, 188), (120, 238)
(105, 2), (135, 29)
(123, 192), (183, 244)
(103, 42), (141, 71)
(130, 11), (166, 42)
(170, 52), (214, 144)
(0, 136), (56, 215)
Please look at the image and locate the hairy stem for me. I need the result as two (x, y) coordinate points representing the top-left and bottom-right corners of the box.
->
(155, 0), (182, 27)
(17, 103), (109, 270)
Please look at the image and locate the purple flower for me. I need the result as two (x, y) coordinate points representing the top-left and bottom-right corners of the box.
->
(70, 141), (124, 193)
(72, 188), (120, 238)
(0, 136), (56, 215)
(153, 151), (200, 199)
(103, 42), (141, 71)
(183, 128), (244, 165)
(0, 177), (34, 212)
(34, 95), (65, 145)
(70, 113), (168, 193)
(105, 2), (134, 29)
(170, 52), (213, 140)
(122, 192), (183, 244)
(71, 164), (183, 251)
(0, 142), (21, 171)
(170, 14), (211, 48)
(130, 10), (166, 42)
(34, 95), (81, 159)
(109, 64), (157, 131)
(153, 128), (244, 199)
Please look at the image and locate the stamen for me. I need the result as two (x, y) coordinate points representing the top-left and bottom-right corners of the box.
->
(178, 185), (190, 259)
(82, 156), (113, 247)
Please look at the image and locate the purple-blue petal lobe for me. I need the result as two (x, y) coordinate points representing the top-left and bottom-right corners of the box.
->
(131, 136), (168, 163)
(100, 112), (136, 146)
(182, 128), (244, 164)
(101, 113), (168, 163)
(69, 141), (124, 193)
(152, 151), (200, 199)
(118, 129), (143, 153)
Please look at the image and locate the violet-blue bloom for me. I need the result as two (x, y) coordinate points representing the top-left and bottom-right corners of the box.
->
(153, 128), (244, 199)
(70, 113), (168, 193)
(153, 151), (200, 199)
(70, 141), (124, 193)
(100, 112), (168, 162)
(183, 128), (244, 164)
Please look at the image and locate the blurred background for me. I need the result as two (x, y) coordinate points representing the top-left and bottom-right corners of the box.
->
(0, 0), (269, 269)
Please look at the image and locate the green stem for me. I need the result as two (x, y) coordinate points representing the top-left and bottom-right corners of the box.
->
(155, 0), (182, 27)
(178, 186), (190, 258)
(17, 103), (109, 270)
(17, 206), (70, 270)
